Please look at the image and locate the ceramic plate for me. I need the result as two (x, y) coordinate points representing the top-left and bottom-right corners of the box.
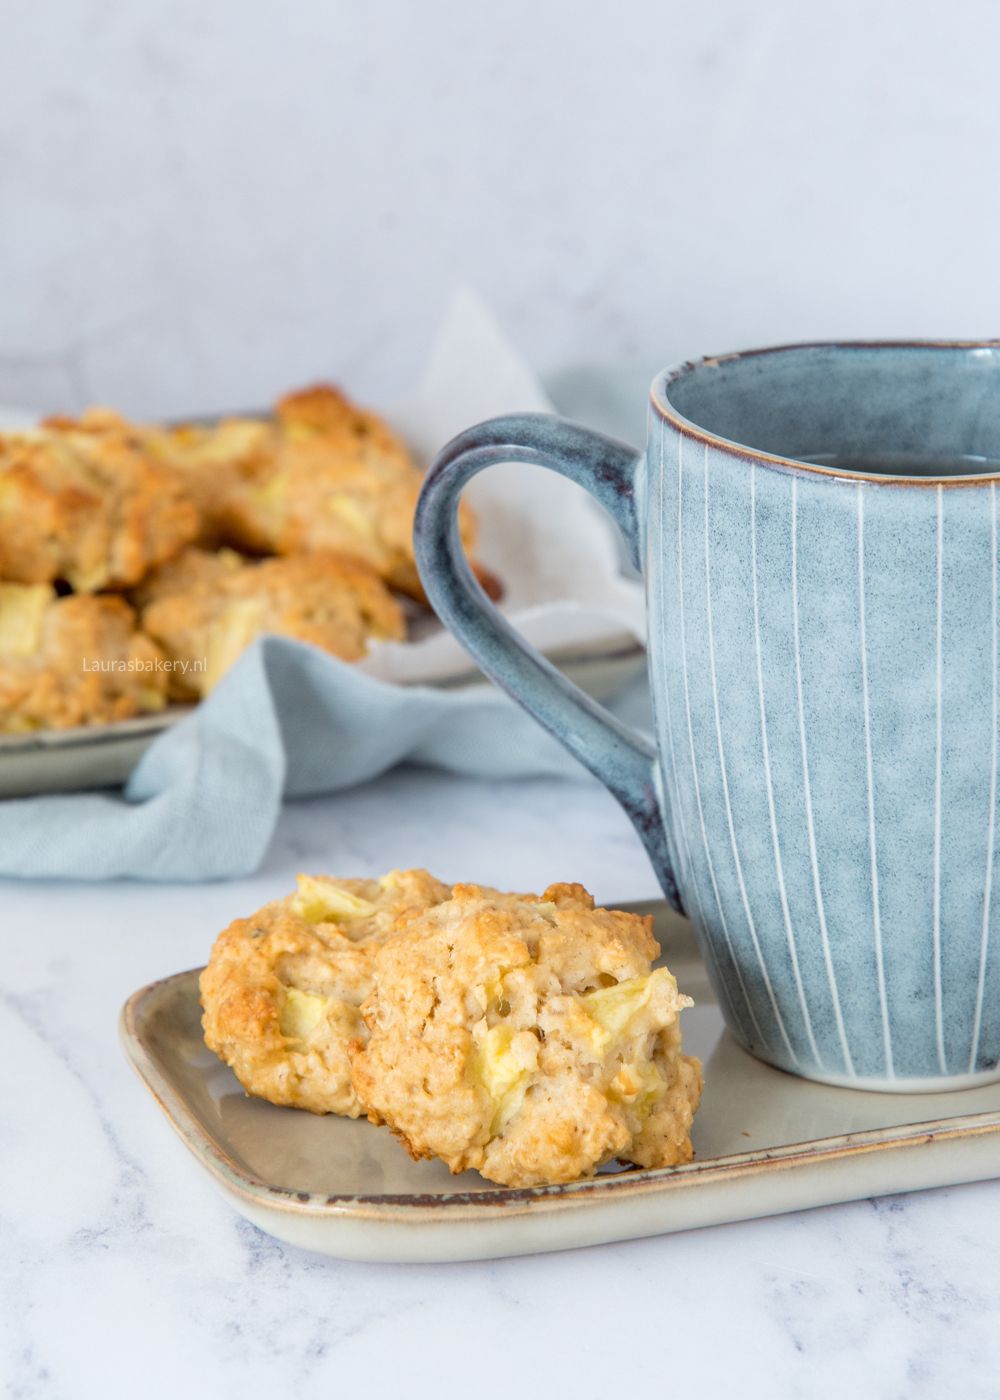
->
(0, 636), (644, 797)
(120, 901), (1000, 1263)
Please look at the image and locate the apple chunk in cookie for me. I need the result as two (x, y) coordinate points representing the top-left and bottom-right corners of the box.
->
(350, 882), (702, 1187)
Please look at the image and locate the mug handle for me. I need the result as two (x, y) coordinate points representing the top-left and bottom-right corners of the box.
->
(414, 412), (681, 912)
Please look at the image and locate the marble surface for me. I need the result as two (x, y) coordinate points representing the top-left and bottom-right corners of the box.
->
(2, 763), (999, 1398)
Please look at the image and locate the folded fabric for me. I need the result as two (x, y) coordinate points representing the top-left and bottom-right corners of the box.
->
(0, 637), (634, 881)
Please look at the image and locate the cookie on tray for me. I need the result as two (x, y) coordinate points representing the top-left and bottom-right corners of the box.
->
(152, 384), (487, 602)
(0, 410), (199, 592)
(350, 882), (702, 1187)
(0, 583), (168, 732)
(200, 870), (454, 1117)
(139, 548), (406, 697)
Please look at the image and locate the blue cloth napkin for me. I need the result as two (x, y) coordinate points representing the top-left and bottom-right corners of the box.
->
(0, 366), (650, 881)
(0, 637), (639, 880)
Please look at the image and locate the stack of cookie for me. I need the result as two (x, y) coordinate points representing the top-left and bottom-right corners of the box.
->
(0, 386), (491, 732)
(0, 410), (199, 732)
(200, 870), (703, 1188)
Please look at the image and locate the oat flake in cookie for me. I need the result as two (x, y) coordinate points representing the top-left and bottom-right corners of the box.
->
(350, 882), (703, 1187)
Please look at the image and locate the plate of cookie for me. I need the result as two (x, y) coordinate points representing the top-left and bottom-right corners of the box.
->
(0, 300), (647, 796)
(121, 873), (1000, 1263)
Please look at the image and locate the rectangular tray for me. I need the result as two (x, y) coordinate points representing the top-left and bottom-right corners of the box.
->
(120, 901), (1000, 1263)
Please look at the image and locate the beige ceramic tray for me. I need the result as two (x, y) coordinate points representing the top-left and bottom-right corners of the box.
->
(120, 900), (1000, 1263)
(0, 636), (644, 797)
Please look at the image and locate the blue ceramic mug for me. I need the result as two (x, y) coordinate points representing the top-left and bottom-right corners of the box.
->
(414, 342), (1000, 1092)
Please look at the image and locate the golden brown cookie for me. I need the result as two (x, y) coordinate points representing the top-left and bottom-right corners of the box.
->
(153, 384), (484, 601)
(0, 583), (169, 732)
(140, 548), (406, 697)
(0, 410), (199, 591)
(350, 882), (702, 1187)
(200, 870), (454, 1117)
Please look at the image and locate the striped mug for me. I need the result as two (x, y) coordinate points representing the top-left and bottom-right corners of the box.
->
(414, 343), (1000, 1091)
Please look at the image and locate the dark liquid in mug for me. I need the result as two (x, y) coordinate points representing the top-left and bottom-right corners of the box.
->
(800, 450), (1000, 479)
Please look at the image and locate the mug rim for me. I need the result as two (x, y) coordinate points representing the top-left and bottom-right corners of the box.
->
(651, 339), (1000, 488)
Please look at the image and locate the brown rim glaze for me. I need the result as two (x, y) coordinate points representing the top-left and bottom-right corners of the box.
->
(650, 340), (1000, 488)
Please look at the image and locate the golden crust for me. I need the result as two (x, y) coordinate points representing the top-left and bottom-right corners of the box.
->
(0, 584), (169, 732)
(0, 410), (199, 591)
(350, 882), (702, 1187)
(140, 548), (406, 697)
(154, 384), (482, 601)
(200, 870), (454, 1117)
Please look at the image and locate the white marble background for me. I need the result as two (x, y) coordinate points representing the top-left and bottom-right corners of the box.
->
(2, 0), (1000, 420)
(4, 3), (1000, 1394)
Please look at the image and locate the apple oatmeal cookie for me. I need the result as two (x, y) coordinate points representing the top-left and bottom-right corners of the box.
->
(140, 548), (405, 697)
(0, 583), (168, 732)
(152, 384), (486, 601)
(350, 882), (702, 1187)
(0, 410), (198, 591)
